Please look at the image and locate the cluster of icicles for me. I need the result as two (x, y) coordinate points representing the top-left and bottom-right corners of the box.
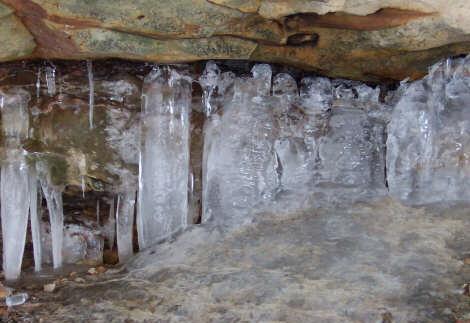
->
(1, 56), (470, 281)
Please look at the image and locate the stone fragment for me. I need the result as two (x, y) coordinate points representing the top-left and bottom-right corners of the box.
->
(43, 282), (56, 293)
(0, 284), (11, 299)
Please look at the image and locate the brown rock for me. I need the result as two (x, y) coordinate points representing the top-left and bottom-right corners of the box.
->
(0, 283), (11, 298)
(0, 0), (467, 81)
(103, 249), (119, 265)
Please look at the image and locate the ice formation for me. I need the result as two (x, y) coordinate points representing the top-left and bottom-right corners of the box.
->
(387, 57), (470, 204)
(116, 191), (136, 261)
(137, 67), (192, 249)
(40, 222), (104, 265)
(87, 60), (94, 129)
(37, 161), (64, 269)
(1, 57), (470, 279)
(29, 172), (42, 272)
(315, 81), (387, 203)
(45, 65), (56, 96)
(202, 63), (388, 224)
(0, 88), (33, 280)
(35, 67), (41, 99)
(202, 64), (278, 225)
(6, 293), (28, 307)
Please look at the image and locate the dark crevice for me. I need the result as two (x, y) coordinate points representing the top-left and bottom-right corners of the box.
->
(286, 33), (319, 47)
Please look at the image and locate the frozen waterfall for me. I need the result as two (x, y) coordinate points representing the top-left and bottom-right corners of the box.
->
(0, 56), (469, 280)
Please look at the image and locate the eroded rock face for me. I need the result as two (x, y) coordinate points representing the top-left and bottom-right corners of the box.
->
(0, 0), (470, 81)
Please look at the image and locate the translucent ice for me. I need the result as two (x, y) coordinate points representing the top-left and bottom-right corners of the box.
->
(37, 161), (64, 269)
(315, 82), (387, 203)
(203, 64), (278, 225)
(36, 67), (41, 99)
(272, 73), (305, 193)
(0, 88), (32, 281)
(65, 224), (103, 264)
(45, 65), (56, 96)
(387, 56), (470, 204)
(203, 65), (387, 225)
(29, 173), (42, 272)
(40, 222), (104, 265)
(200, 65), (236, 223)
(137, 67), (192, 248)
(199, 61), (220, 117)
(6, 293), (28, 307)
(251, 64), (272, 96)
(87, 60), (94, 129)
(116, 191), (136, 261)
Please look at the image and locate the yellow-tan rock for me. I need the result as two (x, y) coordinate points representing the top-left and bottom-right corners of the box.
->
(0, 0), (469, 81)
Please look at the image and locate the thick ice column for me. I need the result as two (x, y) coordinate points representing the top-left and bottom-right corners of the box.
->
(203, 64), (277, 226)
(199, 63), (236, 223)
(0, 88), (31, 281)
(387, 57), (470, 204)
(271, 73), (303, 193)
(137, 67), (192, 249)
(116, 191), (136, 261)
(298, 77), (333, 161)
(316, 82), (386, 203)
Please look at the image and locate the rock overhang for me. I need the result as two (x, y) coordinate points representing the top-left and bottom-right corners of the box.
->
(0, 0), (469, 82)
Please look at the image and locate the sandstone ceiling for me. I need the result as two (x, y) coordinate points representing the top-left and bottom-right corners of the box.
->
(1, 0), (470, 81)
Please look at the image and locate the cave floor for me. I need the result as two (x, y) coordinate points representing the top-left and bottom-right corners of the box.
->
(4, 198), (470, 322)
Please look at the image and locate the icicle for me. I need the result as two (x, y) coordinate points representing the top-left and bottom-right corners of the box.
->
(29, 173), (42, 272)
(87, 60), (94, 129)
(39, 179), (64, 269)
(96, 199), (100, 225)
(37, 160), (64, 270)
(81, 175), (86, 198)
(199, 61), (220, 117)
(0, 88), (31, 281)
(45, 65), (56, 96)
(189, 172), (194, 194)
(200, 64), (235, 223)
(137, 67), (192, 249)
(116, 191), (136, 261)
(251, 64), (272, 96)
(36, 67), (41, 99)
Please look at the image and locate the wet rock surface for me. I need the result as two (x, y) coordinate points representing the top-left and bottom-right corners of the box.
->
(6, 199), (470, 322)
